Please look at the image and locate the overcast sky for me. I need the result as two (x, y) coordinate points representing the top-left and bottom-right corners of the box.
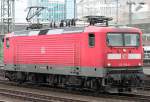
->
(15, 0), (28, 23)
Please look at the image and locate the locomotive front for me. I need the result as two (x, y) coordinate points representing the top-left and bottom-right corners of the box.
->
(104, 28), (144, 92)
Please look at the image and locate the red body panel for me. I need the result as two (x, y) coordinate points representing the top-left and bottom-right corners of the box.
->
(3, 26), (143, 68)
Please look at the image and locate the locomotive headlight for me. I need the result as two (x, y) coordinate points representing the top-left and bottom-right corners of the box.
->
(107, 63), (111, 67)
(123, 49), (126, 52)
(138, 63), (142, 66)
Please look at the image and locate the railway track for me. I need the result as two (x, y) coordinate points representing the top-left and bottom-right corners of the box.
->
(0, 67), (150, 102)
(0, 79), (150, 102)
(117, 94), (150, 102)
(0, 87), (88, 102)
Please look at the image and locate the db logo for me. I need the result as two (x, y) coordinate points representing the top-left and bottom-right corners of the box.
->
(40, 47), (46, 54)
(122, 54), (127, 59)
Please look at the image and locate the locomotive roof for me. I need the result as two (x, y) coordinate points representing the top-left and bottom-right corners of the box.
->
(8, 26), (141, 37)
(13, 26), (85, 36)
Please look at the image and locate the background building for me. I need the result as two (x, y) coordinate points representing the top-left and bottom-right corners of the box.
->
(117, 0), (150, 45)
(28, 0), (65, 22)
(77, 0), (150, 24)
(65, 0), (76, 19)
(77, 0), (121, 24)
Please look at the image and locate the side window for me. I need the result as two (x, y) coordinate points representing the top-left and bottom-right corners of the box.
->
(88, 33), (95, 47)
(6, 38), (10, 48)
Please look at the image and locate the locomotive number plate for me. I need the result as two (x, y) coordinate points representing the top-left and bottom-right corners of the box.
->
(122, 54), (128, 59)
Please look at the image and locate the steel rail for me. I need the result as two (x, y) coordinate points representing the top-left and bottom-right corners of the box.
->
(0, 80), (150, 102)
(0, 87), (87, 102)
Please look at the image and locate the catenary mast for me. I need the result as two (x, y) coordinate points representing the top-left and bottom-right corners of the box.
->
(0, 0), (15, 35)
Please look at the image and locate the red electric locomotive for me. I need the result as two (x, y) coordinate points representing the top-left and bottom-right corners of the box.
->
(3, 16), (144, 93)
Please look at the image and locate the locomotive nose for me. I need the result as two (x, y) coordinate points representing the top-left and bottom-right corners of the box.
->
(106, 48), (142, 67)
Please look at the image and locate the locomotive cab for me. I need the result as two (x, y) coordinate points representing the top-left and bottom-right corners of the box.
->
(104, 30), (144, 93)
(106, 32), (142, 67)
